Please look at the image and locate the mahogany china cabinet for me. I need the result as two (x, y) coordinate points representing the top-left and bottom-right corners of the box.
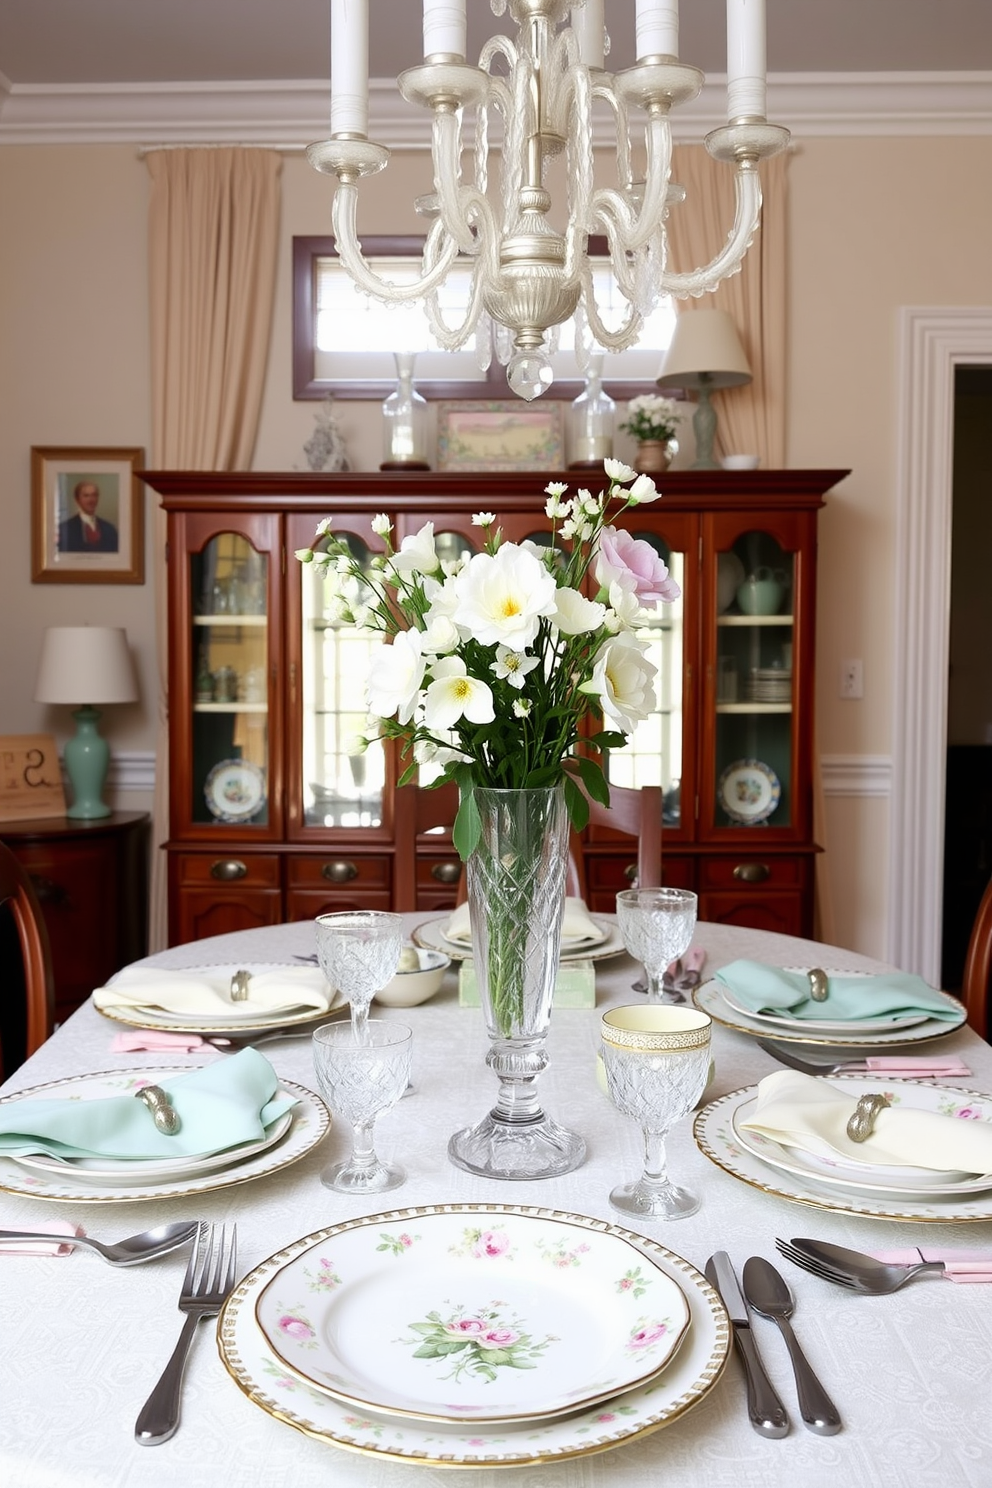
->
(142, 468), (846, 947)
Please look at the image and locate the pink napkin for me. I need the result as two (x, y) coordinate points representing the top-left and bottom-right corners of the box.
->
(0, 1220), (83, 1256)
(666, 947), (707, 980)
(872, 1249), (992, 1282)
(851, 1056), (972, 1078)
(110, 1029), (208, 1053)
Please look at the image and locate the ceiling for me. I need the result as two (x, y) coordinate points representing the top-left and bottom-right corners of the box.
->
(1, 0), (990, 87)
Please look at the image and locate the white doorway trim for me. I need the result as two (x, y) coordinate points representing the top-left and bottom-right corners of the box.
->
(889, 307), (992, 982)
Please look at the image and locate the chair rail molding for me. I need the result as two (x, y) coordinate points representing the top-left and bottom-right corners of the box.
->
(890, 307), (992, 983)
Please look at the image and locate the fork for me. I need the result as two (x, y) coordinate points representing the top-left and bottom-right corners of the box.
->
(756, 1040), (879, 1076)
(135, 1221), (238, 1445)
(774, 1238), (945, 1294)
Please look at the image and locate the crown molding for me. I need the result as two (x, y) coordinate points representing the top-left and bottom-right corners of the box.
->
(0, 72), (989, 147)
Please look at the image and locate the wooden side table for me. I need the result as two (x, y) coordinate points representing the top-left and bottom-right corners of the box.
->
(0, 812), (149, 1028)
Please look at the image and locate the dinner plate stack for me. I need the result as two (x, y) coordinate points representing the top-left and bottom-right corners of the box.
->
(694, 1078), (992, 1223)
(217, 1205), (732, 1468)
(0, 1067), (330, 1203)
(746, 667), (792, 702)
(694, 968), (966, 1049)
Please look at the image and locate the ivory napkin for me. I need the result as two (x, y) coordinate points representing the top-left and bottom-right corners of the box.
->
(0, 1048), (296, 1162)
(872, 1250), (992, 1283)
(94, 965), (337, 1019)
(716, 959), (961, 1023)
(445, 896), (602, 946)
(740, 1069), (992, 1174)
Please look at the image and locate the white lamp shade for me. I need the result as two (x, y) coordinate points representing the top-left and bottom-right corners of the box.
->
(35, 626), (138, 706)
(657, 309), (752, 391)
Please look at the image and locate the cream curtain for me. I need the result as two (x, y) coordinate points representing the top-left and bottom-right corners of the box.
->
(146, 148), (282, 949)
(667, 145), (789, 468)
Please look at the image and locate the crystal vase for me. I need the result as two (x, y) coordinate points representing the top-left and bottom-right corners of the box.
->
(447, 785), (587, 1180)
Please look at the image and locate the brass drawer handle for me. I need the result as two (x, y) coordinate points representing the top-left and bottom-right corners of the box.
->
(623, 863), (638, 883)
(321, 860), (359, 883)
(28, 874), (67, 905)
(431, 861), (461, 884)
(210, 859), (248, 881)
(732, 862), (771, 883)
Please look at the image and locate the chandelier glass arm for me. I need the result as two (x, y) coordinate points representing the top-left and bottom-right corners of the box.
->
(659, 165), (763, 299)
(330, 187), (460, 302)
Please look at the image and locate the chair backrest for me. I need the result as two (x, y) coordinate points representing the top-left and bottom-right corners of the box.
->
(392, 779), (462, 910)
(0, 840), (56, 1075)
(573, 782), (663, 899)
(961, 874), (992, 1041)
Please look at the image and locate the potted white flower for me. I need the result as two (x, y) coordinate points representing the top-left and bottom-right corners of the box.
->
(618, 394), (682, 470)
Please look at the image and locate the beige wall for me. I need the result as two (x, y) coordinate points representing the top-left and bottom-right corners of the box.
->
(2, 135), (991, 955)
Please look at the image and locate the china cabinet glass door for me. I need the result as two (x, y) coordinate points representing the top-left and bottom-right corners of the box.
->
(189, 530), (271, 828)
(297, 517), (389, 830)
(706, 517), (804, 837)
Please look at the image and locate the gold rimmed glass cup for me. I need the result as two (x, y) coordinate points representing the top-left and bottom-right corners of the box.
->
(601, 1004), (712, 1221)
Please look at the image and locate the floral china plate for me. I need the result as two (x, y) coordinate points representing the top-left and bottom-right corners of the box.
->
(694, 1080), (992, 1221)
(219, 1205), (731, 1469)
(98, 962), (347, 1037)
(412, 914), (626, 964)
(717, 970), (929, 1035)
(0, 1069), (329, 1204)
(254, 1206), (691, 1425)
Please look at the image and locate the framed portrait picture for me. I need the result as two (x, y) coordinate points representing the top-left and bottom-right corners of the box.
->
(437, 402), (564, 472)
(31, 446), (145, 584)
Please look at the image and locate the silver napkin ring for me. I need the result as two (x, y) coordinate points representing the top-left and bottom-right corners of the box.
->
(846, 1092), (890, 1143)
(807, 967), (829, 1002)
(230, 969), (251, 1002)
(134, 1085), (181, 1135)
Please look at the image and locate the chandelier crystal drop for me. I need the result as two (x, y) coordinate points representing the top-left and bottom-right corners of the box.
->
(309, 0), (790, 400)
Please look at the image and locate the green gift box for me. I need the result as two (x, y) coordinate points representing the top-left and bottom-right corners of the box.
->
(458, 959), (596, 1009)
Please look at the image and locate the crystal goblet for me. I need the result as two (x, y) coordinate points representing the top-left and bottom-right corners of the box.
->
(312, 1020), (412, 1194)
(616, 887), (697, 1004)
(601, 1004), (712, 1221)
(315, 910), (403, 1043)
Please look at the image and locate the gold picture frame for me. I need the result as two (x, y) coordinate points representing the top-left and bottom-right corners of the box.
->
(437, 401), (564, 472)
(31, 446), (145, 584)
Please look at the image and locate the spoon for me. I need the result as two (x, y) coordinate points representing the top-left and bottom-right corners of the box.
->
(741, 1256), (842, 1435)
(0, 1221), (198, 1267)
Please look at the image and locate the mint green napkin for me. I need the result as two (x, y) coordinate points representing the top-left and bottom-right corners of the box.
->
(716, 959), (962, 1023)
(0, 1048), (297, 1161)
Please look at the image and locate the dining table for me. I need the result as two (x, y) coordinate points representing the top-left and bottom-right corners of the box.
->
(1, 914), (989, 1488)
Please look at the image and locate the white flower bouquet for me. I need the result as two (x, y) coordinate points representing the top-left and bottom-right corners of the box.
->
(296, 460), (681, 859)
(618, 394), (682, 444)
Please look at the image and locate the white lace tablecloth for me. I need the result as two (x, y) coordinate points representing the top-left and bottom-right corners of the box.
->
(1, 918), (989, 1488)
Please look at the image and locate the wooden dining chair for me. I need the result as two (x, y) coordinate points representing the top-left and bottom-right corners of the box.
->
(392, 779), (463, 911)
(0, 840), (56, 1077)
(961, 874), (992, 1041)
(570, 782), (663, 899)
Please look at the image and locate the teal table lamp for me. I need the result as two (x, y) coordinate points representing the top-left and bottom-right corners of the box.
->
(34, 626), (138, 819)
(656, 309), (752, 470)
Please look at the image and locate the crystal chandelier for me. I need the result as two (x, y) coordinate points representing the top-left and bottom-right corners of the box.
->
(308, 1), (789, 400)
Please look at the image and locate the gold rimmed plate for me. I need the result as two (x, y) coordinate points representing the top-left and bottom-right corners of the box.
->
(694, 1079), (992, 1222)
(693, 976), (965, 1048)
(219, 1204), (731, 1468)
(412, 914), (626, 964)
(94, 962), (347, 1037)
(0, 1068), (329, 1203)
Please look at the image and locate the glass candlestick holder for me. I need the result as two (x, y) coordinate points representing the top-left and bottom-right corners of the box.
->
(568, 352), (614, 468)
(381, 351), (430, 470)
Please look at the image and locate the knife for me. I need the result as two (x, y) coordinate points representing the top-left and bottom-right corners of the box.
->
(705, 1251), (789, 1437)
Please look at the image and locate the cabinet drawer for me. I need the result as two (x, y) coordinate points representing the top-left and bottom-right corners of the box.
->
(176, 852), (281, 887)
(286, 888), (393, 920)
(417, 853), (462, 891)
(699, 891), (806, 938)
(287, 855), (391, 890)
(586, 854), (695, 891)
(700, 856), (806, 890)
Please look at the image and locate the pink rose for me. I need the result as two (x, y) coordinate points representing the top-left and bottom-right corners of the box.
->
(473, 1229), (510, 1257)
(444, 1317), (487, 1336)
(596, 527), (681, 604)
(478, 1327), (520, 1349)
(629, 1322), (668, 1349)
(278, 1314), (314, 1341)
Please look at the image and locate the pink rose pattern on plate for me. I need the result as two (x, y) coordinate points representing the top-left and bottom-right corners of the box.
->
(401, 1301), (557, 1384)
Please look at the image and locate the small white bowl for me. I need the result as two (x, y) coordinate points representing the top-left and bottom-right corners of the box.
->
(375, 947), (451, 1007)
(721, 454), (761, 471)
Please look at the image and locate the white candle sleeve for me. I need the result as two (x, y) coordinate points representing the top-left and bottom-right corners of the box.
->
(423, 0), (467, 58)
(726, 0), (766, 120)
(331, 0), (369, 136)
(571, 0), (605, 68)
(635, 0), (679, 60)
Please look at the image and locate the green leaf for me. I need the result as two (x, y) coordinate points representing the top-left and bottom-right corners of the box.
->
(396, 762), (419, 788)
(412, 1342), (445, 1358)
(480, 1349), (510, 1366)
(575, 756), (610, 804)
(452, 782), (482, 861)
(563, 773), (589, 831)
